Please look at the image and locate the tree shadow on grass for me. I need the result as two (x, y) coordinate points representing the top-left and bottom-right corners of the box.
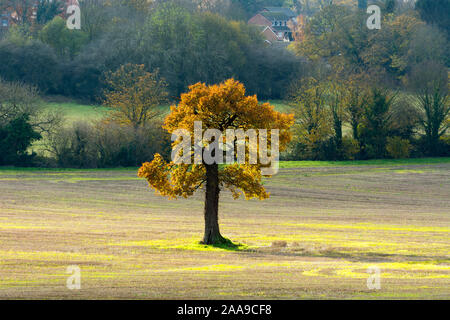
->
(198, 237), (249, 251)
(313, 251), (448, 263)
(247, 246), (447, 263)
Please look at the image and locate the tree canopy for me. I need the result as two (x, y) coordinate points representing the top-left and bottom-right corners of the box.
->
(139, 78), (294, 199)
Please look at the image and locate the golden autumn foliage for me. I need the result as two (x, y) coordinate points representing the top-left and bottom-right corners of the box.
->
(103, 63), (168, 128)
(138, 79), (294, 200)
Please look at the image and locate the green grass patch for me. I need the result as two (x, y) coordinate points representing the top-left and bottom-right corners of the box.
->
(279, 158), (450, 168)
(2, 157), (449, 173)
(43, 101), (170, 125)
(109, 238), (250, 252)
(266, 100), (294, 113)
(44, 102), (110, 124)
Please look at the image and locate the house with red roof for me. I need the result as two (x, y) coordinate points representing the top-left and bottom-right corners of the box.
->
(248, 7), (298, 44)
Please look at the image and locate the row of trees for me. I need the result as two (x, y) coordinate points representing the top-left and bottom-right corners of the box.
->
(287, 70), (449, 161)
(0, 0), (304, 101)
(1, 64), (447, 168)
(285, 0), (449, 159)
(0, 0), (448, 167)
(0, 64), (171, 168)
(291, 2), (448, 86)
(1, 1), (446, 101)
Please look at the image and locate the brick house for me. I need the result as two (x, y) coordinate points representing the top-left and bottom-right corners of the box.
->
(248, 7), (298, 44)
(1, 9), (13, 30)
(0, 1), (39, 29)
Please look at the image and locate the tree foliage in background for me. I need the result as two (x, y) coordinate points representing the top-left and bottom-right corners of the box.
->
(0, 0), (449, 165)
(290, 78), (332, 159)
(358, 89), (395, 159)
(0, 79), (61, 165)
(0, 114), (41, 165)
(415, 0), (450, 39)
(386, 136), (411, 159)
(0, 38), (60, 92)
(408, 62), (449, 156)
(103, 64), (168, 128)
(45, 121), (170, 168)
(0, 0), (304, 100)
(292, 3), (448, 84)
(36, 0), (64, 25)
(39, 16), (89, 58)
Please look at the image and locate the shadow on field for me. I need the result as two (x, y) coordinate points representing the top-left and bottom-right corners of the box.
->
(245, 245), (444, 263)
(199, 238), (249, 251)
(207, 242), (247, 251)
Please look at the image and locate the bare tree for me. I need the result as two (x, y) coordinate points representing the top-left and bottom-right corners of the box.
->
(0, 79), (63, 136)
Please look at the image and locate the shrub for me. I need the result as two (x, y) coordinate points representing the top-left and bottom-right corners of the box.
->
(46, 122), (98, 168)
(0, 40), (60, 93)
(46, 121), (171, 168)
(0, 114), (41, 165)
(438, 135), (450, 156)
(341, 136), (360, 160)
(386, 136), (412, 159)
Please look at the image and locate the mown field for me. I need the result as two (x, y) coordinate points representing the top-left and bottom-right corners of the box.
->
(0, 159), (449, 299)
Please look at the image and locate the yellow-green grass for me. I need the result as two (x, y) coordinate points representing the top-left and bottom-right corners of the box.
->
(280, 157), (450, 168)
(44, 102), (110, 124)
(44, 100), (292, 126)
(266, 100), (295, 113)
(0, 161), (448, 299)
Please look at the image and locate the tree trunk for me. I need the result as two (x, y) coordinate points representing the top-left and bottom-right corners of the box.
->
(202, 163), (225, 245)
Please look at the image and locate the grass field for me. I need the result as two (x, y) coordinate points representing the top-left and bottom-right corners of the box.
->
(44, 102), (110, 124)
(42, 100), (293, 125)
(0, 159), (449, 299)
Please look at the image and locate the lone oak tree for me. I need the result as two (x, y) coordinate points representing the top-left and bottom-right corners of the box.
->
(138, 79), (294, 245)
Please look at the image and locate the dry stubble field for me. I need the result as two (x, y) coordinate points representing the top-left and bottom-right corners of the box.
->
(0, 160), (449, 299)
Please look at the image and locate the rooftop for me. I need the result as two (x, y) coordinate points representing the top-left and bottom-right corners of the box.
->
(260, 11), (292, 21)
(262, 7), (296, 18)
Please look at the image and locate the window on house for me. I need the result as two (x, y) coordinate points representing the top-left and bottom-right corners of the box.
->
(2, 19), (8, 27)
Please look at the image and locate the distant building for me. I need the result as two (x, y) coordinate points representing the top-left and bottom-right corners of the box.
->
(248, 7), (298, 44)
(1, 9), (13, 30)
(0, 1), (39, 29)
(261, 7), (297, 19)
